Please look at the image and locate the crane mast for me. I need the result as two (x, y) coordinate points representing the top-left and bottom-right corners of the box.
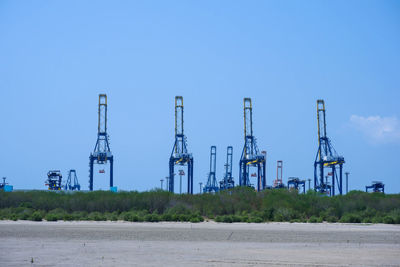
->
(314, 100), (345, 196)
(169, 96), (194, 194)
(239, 98), (266, 191)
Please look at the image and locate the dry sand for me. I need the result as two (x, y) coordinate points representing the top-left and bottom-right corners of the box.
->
(0, 221), (399, 266)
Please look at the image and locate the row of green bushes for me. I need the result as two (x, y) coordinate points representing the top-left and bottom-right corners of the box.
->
(1, 187), (399, 224)
(0, 207), (204, 223)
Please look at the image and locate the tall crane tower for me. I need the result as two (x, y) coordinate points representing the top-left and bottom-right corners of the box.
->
(219, 146), (235, 190)
(203, 146), (219, 193)
(64, 169), (80, 191)
(89, 94), (114, 191)
(273, 160), (285, 188)
(169, 96), (193, 194)
(239, 98), (266, 191)
(314, 100), (345, 196)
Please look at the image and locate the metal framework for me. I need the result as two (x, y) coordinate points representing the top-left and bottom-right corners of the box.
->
(366, 181), (385, 193)
(64, 169), (81, 191)
(273, 160), (285, 188)
(89, 94), (114, 191)
(287, 177), (306, 194)
(220, 146), (235, 190)
(45, 170), (62, 190)
(239, 98), (266, 191)
(314, 100), (345, 196)
(203, 146), (219, 193)
(169, 96), (193, 194)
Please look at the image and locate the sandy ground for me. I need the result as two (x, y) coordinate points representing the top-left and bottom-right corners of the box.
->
(0, 221), (399, 266)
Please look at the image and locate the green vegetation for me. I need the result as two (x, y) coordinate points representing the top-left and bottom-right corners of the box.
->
(0, 188), (399, 224)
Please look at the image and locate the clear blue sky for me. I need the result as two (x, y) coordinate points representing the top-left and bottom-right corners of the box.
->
(1, 1), (399, 193)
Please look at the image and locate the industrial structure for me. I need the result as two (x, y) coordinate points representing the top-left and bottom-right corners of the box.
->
(64, 169), (81, 191)
(273, 160), (285, 188)
(366, 181), (385, 193)
(45, 170), (62, 190)
(0, 177), (7, 190)
(169, 96), (193, 194)
(314, 100), (345, 196)
(239, 98), (266, 191)
(203, 146), (219, 193)
(0, 177), (13, 191)
(219, 146), (235, 190)
(89, 94), (114, 191)
(287, 177), (306, 194)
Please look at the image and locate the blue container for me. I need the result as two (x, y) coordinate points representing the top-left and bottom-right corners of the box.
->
(110, 186), (117, 192)
(4, 185), (13, 192)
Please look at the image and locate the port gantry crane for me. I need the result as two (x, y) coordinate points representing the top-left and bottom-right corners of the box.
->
(239, 98), (266, 191)
(273, 160), (285, 188)
(314, 100), (345, 196)
(203, 146), (219, 193)
(287, 177), (306, 194)
(366, 181), (385, 193)
(64, 169), (80, 191)
(89, 94), (114, 191)
(45, 170), (62, 190)
(169, 96), (193, 194)
(219, 146), (235, 190)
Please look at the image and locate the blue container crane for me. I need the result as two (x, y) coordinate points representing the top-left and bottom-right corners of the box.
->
(64, 169), (81, 191)
(239, 98), (266, 191)
(169, 96), (193, 194)
(287, 177), (306, 194)
(219, 146), (235, 190)
(45, 170), (62, 190)
(89, 94), (114, 191)
(203, 146), (219, 193)
(366, 181), (384, 193)
(314, 100), (345, 196)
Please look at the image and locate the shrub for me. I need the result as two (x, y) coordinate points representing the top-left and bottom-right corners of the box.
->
(383, 216), (395, 224)
(371, 216), (382, 224)
(63, 214), (74, 221)
(250, 216), (263, 223)
(45, 213), (58, 221)
(161, 214), (172, 221)
(231, 215), (241, 223)
(362, 218), (372, 223)
(88, 212), (106, 221)
(340, 214), (361, 223)
(308, 216), (318, 223)
(326, 216), (338, 223)
(30, 211), (42, 221)
(190, 217), (200, 223)
(178, 214), (190, 222)
(223, 215), (233, 223)
(215, 216), (223, 222)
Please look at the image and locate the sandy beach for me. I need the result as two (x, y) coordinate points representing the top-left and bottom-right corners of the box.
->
(0, 221), (399, 266)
